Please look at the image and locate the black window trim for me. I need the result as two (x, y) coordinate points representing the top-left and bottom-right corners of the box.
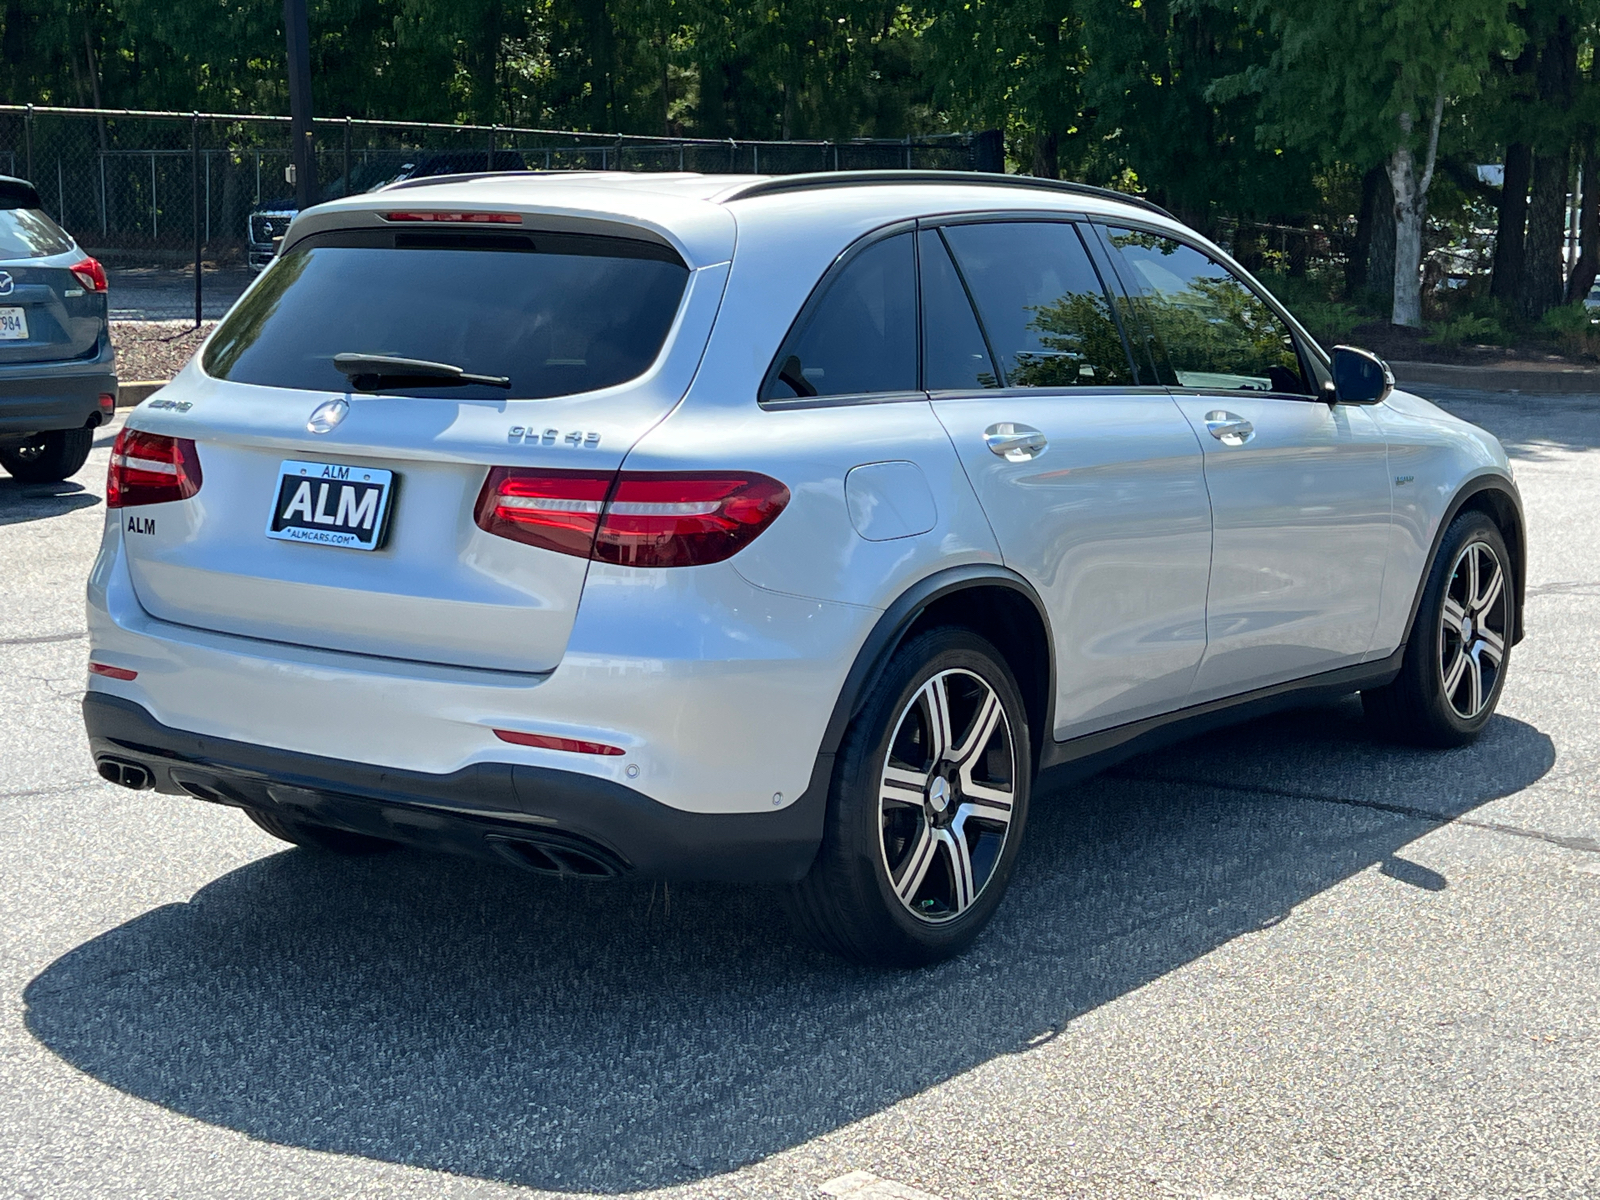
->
(1085, 218), (1330, 401)
(757, 219), (921, 409)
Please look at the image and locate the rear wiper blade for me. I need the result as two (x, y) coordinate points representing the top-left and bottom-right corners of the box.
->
(333, 353), (511, 391)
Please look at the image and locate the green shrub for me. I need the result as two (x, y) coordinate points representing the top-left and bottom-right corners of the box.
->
(1535, 301), (1597, 356)
(1424, 314), (1506, 348)
(1291, 300), (1366, 346)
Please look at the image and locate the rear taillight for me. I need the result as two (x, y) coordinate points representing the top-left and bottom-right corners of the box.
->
(474, 469), (789, 567)
(69, 256), (108, 293)
(107, 428), (202, 509)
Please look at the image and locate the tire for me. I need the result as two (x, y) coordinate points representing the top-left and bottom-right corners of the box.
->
(1362, 510), (1514, 748)
(243, 806), (396, 855)
(0, 427), (94, 483)
(787, 627), (1032, 967)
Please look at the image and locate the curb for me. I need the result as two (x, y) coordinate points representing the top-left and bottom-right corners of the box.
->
(1390, 360), (1600, 395)
(117, 381), (168, 408)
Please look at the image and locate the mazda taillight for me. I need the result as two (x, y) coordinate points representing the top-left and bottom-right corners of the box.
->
(107, 428), (202, 508)
(474, 469), (789, 566)
(69, 256), (108, 293)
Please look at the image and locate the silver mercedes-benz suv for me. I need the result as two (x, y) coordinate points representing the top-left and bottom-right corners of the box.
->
(84, 170), (1524, 965)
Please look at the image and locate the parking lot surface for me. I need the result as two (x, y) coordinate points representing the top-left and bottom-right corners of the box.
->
(1, 388), (1596, 1199)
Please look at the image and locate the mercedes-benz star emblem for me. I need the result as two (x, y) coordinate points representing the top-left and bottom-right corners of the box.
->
(0, 272), (13, 297)
(306, 398), (349, 434)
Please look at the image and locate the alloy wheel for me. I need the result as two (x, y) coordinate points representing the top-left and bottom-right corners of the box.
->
(878, 668), (1017, 923)
(1438, 539), (1508, 720)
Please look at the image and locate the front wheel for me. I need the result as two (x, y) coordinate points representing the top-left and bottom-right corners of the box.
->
(787, 627), (1031, 967)
(1363, 510), (1514, 747)
(0, 428), (94, 483)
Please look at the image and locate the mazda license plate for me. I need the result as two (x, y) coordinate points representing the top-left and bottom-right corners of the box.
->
(266, 459), (394, 551)
(0, 308), (27, 340)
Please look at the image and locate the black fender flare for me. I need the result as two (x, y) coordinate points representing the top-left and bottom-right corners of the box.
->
(1399, 471), (1527, 648)
(815, 563), (1056, 763)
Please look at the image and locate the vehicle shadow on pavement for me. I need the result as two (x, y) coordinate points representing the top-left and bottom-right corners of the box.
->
(0, 480), (100, 526)
(24, 697), (1554, 1193)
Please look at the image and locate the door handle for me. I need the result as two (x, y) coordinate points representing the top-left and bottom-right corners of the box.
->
(1204, 411), (1255, 445)
(984, 422), (1049, 461)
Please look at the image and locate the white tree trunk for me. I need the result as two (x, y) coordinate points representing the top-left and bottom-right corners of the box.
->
(1387, 93), (1446, 328)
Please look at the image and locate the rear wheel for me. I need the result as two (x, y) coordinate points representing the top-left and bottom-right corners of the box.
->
(1363, 510), (1514, 747)
(243, 807), (396, 855)
(787, 627), (1031, 967)
(0, 428), (94, 483)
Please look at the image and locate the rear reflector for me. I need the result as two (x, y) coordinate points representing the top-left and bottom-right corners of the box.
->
(382, 211), (522, 224)
(89, 663), (138, 681)
(69, 256), (108, 293)
(493, 729), (625, 756)
(107, 427), (203, 509)
(97, 393), (116, 416)
(474, 469), (789, 567)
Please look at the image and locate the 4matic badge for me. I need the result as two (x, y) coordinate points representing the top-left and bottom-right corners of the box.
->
(508, 426), (601, 448)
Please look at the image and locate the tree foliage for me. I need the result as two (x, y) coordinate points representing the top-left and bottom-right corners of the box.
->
(8, 0), (1600, 326)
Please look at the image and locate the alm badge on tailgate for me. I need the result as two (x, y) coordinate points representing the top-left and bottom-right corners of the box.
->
(267, 459), (395, 551)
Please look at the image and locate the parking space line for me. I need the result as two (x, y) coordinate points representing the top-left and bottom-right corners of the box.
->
(820, 1169), (948, 1200)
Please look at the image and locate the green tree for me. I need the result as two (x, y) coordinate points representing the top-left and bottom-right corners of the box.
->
(1229, 0), (1522, 326)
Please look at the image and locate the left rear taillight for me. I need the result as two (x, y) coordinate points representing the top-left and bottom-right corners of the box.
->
(69, 256), (108, 293)
(107, 428), (202, 509)
(474, 469), (789, 567)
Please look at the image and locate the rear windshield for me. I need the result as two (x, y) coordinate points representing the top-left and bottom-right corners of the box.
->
(0, 209), (75, 259)
(202, 229), (690, 400)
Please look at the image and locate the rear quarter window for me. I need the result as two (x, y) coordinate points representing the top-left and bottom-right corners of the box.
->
(203, 228), (690, 400)
(0, 209), (75, 259)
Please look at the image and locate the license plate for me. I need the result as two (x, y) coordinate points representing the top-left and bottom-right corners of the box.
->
(0, 308), (26, 340)
(266, 459), (394, 551)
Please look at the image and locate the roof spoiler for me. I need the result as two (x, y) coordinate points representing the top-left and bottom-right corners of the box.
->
(0, 176), (42, 210)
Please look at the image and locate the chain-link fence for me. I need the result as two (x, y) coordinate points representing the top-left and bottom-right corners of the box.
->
(0, 105), (1000, 271)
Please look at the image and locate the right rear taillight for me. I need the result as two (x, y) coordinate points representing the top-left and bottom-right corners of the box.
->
(107, 428), (203, 509)
(474, 468), (789, 566)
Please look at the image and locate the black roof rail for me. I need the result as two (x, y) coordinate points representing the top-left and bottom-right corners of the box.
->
(715, 170), (1175, 220)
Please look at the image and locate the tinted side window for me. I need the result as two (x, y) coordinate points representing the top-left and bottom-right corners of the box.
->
(940, 221), (1133, 389)
(763, 233), (917, 401)
(1106, 229), (1309, 394)
(920, 229), (999, 391)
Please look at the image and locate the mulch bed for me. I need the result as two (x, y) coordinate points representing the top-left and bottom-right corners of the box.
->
(111, 321), (217, 382)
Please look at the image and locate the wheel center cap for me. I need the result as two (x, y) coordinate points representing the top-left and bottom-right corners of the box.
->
(927, 776), (951, 814)
(1460, 615), (1474, 642)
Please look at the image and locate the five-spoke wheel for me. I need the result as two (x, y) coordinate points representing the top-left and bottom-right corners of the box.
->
(787, 627), (1031, 966)
(1438, 538), (1508, 721)
(879, 668), (1017, 923)
(1364, 509), (1516, 747)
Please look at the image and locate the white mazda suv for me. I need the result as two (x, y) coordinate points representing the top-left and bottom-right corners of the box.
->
(84, 171), (1524, 965)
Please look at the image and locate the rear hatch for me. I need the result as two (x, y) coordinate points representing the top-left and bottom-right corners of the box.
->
(121, 206), (732, 672)
(0, 206), (103, 365)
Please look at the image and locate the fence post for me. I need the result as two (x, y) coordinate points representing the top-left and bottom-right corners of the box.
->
(343, 117), (352, 195)
(24, 105), (33, 181)
(99, 152), (107, 236)
(57, 157), (65, 221)
(488, 123), (496, 171)
(192, 113), (202, 328)
(151, 151), (157, 238)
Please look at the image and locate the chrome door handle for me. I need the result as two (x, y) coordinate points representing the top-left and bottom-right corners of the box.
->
(984, 422), (1048, 461)
(1204, 411), (1255, 445)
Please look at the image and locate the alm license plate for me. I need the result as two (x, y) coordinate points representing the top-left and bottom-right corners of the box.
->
(266, 459), (395, 551)
(0, 308), (27, 340)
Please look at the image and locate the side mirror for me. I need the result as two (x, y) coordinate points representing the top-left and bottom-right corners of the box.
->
(1328, 345), (1393, 405)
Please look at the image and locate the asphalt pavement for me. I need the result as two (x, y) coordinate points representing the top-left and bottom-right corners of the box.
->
(0, 389), (1596, 1199)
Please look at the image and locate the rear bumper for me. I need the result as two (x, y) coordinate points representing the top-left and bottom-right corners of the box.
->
(84, 691), (827, 882)
(0, 339), (116, 435)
